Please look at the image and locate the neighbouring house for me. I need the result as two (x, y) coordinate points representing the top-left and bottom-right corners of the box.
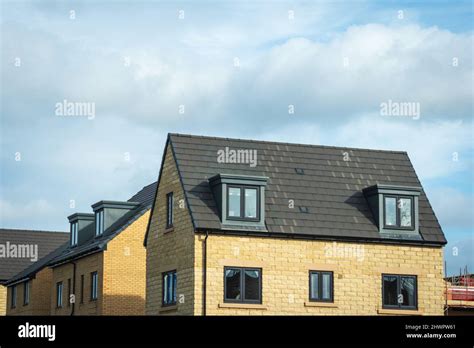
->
(145, 133), (447, 315)
(46, 182), (156, 316)
(0, 229), (69, 315)
(5, 243), (68, 315)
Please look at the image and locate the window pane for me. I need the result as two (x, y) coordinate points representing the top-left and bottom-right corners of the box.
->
(244, 269), (260, 301)
(173, 272), (177, 303)
(244, 188), (258, 218)
(225, 268), (241, 300)
(383, 275), (398, 306)
(399, 198), (412, 227)
(385, 197), (397, 226)
(163, 274), (168, 303)
(401, 276), (416, 307)
(228, 188), (241, 217)
(322, 273), (331, 300)
(310, 273), (319, 300)
(167, 193), (173, 226)
(168, 274), (173, 302)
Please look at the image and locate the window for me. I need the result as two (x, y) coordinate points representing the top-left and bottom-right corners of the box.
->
(70, 222), (78, 246)
(90, 272), (98, 300)
(382, 274), (417, 309)
(11, 285), (16, 308)
(67, 278), (72, 307)
(56, 282), (63, 308)
(23, 281), (30, 306)
(224, 267), (262, 304)
(384, 196), (413, 229)
(309, 271), (334, 302)
(80, 275), (84, 304)
(227, 186), (259, 221)
(162, 270), (177, 306)
(166, 192), (174, 228)
(95, 210), (104, 236)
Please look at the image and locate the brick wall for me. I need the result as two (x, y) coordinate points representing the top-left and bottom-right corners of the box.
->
(0, 285), (6, 315)
(102, 211), (149, 315)
(51, 252), (104, 315)
(146, 144), (195, 315)
(6, 268), (55, 315)
(194, 235), (445, 315)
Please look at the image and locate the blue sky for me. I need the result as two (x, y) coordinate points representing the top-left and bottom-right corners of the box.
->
(1, 0), (472, 275)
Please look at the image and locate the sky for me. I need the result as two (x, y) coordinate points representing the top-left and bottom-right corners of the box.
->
(0, 0), (472, 276)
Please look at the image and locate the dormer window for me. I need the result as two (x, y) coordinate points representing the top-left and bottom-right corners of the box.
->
(362, 184), (421, 239)
(70, 222), (78, 247)
(383, 196), (413, 229)
(95, 210), (104, 236)
(227, 186), (259, 221)
(209, 174), (268, 230)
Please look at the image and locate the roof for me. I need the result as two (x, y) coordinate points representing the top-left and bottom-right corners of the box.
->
(4, 242), (69, 286)
(165, 133), (446, 245)
(48, 181), (157, 267)
(0, 229), (69, 283)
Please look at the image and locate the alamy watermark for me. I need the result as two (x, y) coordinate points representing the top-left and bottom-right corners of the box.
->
(55, 99), (95, 120)
(324, 242), (365, 262)
(0, 242), (38, 262)
(217, 146), (258, 168)
(380, 99), (420, 120)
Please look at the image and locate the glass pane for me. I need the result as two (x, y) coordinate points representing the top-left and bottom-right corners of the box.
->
(310, 273), (319, 300)
(383, 275), (398, 306)
(168, 274), (173, 302)
(173, 272), (177, 303)
(401, 276), (416, 307)
(385, 197), (397, 226)
(228, 188), (241, 217)
(244, 188), (258, 218)
(163, 274), (168, 303)
(244, 269), (260, 301)
(399, 198), (412, 227)
(322, 273), (331, 300)
(225, 268), (241, 300)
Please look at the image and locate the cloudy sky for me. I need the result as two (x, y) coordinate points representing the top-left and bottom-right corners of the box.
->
(1, 0), (472, 275)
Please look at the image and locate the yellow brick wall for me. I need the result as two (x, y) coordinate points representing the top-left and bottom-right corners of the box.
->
(146, 144), (195, 315)
(102, 211), (149, 315)
(0, 285), (6, 315)
(51, 252), (104, 315)
(194, 235), (445, 315)
(7, 268), (54, 315)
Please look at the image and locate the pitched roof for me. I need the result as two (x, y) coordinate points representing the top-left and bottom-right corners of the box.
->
(48, 182), (157, 267)
(4, 242), (69, 286)
(0, 229), (69, 283)
(167, 133), (446, 245)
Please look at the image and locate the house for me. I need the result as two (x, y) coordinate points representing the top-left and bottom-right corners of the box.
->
(20, 182), (156, 316)
(5, 243), (68, 315)
(145, 133), (447, 315)
(47, 182), (156, 315)
(0, 228), (69, 315)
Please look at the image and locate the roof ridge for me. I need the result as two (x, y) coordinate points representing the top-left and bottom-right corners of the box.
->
(168, 133), (408, 154)
(0, 228), (68, 234)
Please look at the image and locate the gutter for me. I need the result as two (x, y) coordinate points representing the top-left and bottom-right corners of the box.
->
(202, 231), (209, 316)
(194, 228), (447, 247)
